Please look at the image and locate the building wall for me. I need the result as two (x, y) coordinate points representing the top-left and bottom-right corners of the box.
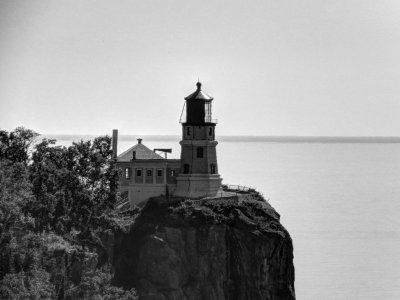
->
(183, 125), (215, 140)
(175, 123), (221, 198)
(180, 140), (218, 174)
(117, 159), (180, 206)
(119, 184), (176, 206)
(174, 174), (222, 198)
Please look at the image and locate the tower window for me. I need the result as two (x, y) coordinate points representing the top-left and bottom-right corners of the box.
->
(210, 164), (216, 174)
(125, 168), (131, 179)
(209, 127), (213, 136)
(186, 127), (191, 136)
(183, 164), (190, 174)
(196, 147), (204, 158)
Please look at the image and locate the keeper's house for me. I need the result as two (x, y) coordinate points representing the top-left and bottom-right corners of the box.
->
(114, 137), (181, 205)
(114, 82), (222, 206)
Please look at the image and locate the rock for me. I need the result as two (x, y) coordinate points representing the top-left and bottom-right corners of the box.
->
(113, 197), (295, 300)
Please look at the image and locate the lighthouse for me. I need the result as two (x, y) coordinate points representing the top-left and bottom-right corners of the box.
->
(174, 82), (222, 198)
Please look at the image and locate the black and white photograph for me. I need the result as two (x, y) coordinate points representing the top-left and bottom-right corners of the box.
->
(0, 1), (399, 299)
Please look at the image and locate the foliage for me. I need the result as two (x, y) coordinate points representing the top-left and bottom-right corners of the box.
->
(68, 264), (137, 300)
(28, 135), (119, 232)
(0, 127), (38, 164)
(0, 161), (34, 248)
(0, 127), (136, 299)
(0, 268), (55, 300)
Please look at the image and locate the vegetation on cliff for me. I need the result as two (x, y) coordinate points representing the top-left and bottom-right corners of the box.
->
(0, 127), (137, 299)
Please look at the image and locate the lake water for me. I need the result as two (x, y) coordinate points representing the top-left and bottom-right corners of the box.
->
(53, 136), (400, 299)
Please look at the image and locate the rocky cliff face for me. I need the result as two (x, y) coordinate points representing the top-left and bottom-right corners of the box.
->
(113, 197), (295, 300)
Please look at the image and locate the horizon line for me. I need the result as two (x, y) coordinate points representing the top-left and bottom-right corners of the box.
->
(39, 134), (400, 143)
(40, 133), (400, 138)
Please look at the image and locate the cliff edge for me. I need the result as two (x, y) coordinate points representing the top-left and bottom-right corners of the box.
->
(113, 196), (295, 300)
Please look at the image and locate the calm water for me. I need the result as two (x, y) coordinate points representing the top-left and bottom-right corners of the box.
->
(55, 136), (400, 299)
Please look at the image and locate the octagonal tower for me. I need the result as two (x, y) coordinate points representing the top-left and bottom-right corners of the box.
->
(173, 82), (222, 198)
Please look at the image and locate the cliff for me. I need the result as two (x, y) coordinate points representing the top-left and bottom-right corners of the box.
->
(113, 196), (295, 300)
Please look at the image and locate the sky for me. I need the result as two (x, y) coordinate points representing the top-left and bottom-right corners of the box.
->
(0, 0), (399, 137)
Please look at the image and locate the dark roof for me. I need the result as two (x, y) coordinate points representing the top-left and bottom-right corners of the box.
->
(117, 141), (164, 161)
(184, 82), (213, 101)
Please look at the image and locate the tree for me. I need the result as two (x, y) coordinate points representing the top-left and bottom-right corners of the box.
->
(0, 268), (56, 299)
(0, 127), (132, 299)
(28, 135), (119, 232)
(0, 127), (38, 164)
(0, 161), (34, 252)
(67, 264), (137, 300)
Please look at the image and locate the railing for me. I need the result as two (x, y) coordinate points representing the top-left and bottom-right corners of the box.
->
(205, 117), (218, 124)
(179, 117), (218, 124)
(116, 191), (129, 207)
(222, 184), (266, 200)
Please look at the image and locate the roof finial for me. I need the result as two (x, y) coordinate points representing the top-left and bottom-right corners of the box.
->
(196, 79), (202, 90)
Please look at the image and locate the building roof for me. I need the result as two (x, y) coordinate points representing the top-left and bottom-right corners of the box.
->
(184, 82), (213, 101)
(117, 139), (164, 161)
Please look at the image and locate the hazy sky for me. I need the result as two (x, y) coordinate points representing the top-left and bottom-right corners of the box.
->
(0, 0), (399, 136)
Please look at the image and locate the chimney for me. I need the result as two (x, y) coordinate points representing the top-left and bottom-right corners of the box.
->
(137, 138), (142, 144)
(112, 129), (118, 159)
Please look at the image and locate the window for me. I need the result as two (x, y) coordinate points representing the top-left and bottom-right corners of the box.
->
(208, 127), (213, 136)
(145, 169), (153, 184)
(170, 169), (176, 177)
(135, 168), (143, 184)
(183, 164), (190, 174)
(125, 168), (131, 179)
(186, 127), (191, 136)
(196, 147), (204, 158)
(210, 164), (216, 174)
(156, 169), (163, 184)
(205, 102), (212, 122)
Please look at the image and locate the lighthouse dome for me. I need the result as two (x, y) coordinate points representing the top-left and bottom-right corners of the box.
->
(184, 82), (213, 101)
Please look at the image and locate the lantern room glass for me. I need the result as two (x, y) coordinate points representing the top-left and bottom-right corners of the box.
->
(204, 102), (212, 123)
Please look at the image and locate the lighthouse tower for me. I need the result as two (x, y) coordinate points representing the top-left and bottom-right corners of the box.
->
(174, 82), (222, 198)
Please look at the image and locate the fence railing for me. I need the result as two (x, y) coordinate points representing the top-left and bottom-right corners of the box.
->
(222, 184), (266, 199)
(116, 191), (129, 207)
(179, 117), (218, 124)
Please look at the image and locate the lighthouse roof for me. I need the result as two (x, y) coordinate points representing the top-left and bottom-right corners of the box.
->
(184, 82), (213, 101)
(117, 139), (164, 161)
